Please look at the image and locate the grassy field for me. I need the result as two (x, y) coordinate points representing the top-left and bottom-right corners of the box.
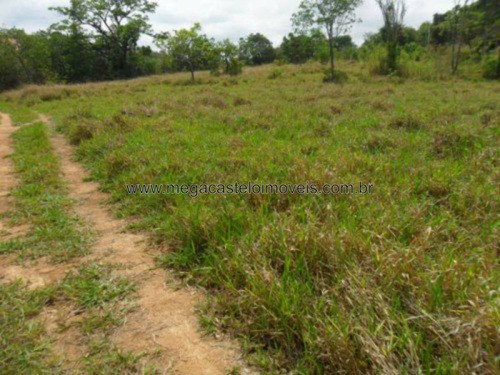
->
(1, 62), (499, 373)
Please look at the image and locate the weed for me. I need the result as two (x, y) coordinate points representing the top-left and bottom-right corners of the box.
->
(268, 68), (284, 80)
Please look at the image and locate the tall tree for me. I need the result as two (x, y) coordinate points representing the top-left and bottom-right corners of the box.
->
(155, 23), (215, 81)
(292, 0), (362, 82)
(51, 0), (157, 77)
(375, 0), (407, 73)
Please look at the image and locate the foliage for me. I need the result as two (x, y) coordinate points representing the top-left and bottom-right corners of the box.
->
(217, 39), (243, 75)
(0, 33), (22, 91)
(280, 30), (330, 64)
(51, 0), (158, 77)
(375, 0), (407, 73)
(238, 33), (276, 65)
(292, 0), (362, 82)
(482, 53), (500, 80)
(156, 23), (217, 81)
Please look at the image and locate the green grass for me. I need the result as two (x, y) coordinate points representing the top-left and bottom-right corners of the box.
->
(0, 117), (154, 372)
(1, 61), (499, 373)
(59, 263), (136, 309)
(0, 101), (38, 125)
(0, 282), (59, 374)
(0, 122), (90, 262)
(54, 263), (153, 374)
(0, 264), (146, 373)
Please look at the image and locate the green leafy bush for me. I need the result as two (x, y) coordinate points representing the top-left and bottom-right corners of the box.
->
(227, 58), (243, 76)
(483, 55), (500, 80)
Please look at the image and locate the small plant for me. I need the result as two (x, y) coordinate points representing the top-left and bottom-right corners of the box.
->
(268, 68), (284, 80)
(69, 120), (95, 145)
(227, 58), (243, 76)
(482, 55), (500, 80)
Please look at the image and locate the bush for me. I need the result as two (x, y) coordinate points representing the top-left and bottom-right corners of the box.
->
(227, 58), (243, 76)
(268, 68), (284, 80)
(483, 55), (500, 80)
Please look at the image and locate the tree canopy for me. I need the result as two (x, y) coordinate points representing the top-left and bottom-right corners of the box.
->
(51, 0), (158, 76)
(155, 23), (216, 81)
(239, 33), (276, 66)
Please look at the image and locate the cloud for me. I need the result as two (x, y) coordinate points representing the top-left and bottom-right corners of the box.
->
(0, 0), (458, 46)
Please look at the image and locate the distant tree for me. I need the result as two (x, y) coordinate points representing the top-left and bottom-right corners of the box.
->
(217, 39), (242, 75)
(292, 0), (362, 82)
(375, 0), (407, 73)
(156, 23), (215, 81)
(0, 29), (54, 85)
(51, 0), (158, 77)
(238, 33), (276, 65)
(417, 22), (432, 46)
(45, 23), (106, 82)
(449, 0), (470, 75)
(281, 33), (317, 64)
(0, 30), (22, 91)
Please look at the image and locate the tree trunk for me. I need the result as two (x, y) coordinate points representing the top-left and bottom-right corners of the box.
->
(388, 30), (398, 73)
(496, 47), (500, 79)
(451, 41), (457, 74)
(190, 69), (195, 81)
(328, 37), (335, 82)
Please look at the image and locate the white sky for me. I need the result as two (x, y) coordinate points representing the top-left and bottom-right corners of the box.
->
(0, 0), (459, 46)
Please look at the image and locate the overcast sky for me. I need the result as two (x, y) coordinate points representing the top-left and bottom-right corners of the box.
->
(0, 0), (458, 46)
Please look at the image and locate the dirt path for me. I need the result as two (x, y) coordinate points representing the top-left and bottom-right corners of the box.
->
(0, 113), (17, 226)
(0, 114), (70, 288)
(37, 115), (251, 374)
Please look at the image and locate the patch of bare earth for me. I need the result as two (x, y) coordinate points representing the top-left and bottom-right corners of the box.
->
(39, 115), (252, 374)
(0, 113), (71, 289)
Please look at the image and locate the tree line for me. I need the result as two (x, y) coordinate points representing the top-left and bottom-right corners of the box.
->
(0, 0), (498, 91)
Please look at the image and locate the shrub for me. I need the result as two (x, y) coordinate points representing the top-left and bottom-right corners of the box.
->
(483, 55), (500, 80)
(227, 58), (243, 76)
(268, 68), (284, 80)
(68, 120), (96, 145)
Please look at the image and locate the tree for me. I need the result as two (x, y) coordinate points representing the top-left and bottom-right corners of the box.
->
(417, 22), (432, 46)
(375, 0), (407, 73)
(238, 33), (276, 65)
(0, 29), (54, 85)
(217, 39), (242, 75)
(155, 23), (215, 81)
(51, 0), (157, 77)
(292, 0), (362, 82)
(0, 31), (22, 91)
(281, 33), (317, 64)
(449, 0), (469, 75)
